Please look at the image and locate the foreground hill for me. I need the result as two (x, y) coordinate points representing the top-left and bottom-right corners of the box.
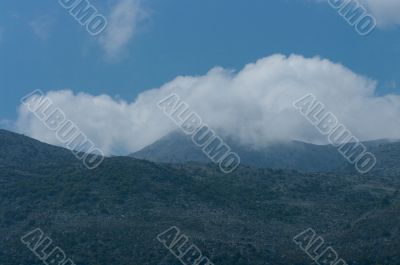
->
(0, 129), (76, 169)
(0, 130), (400, 265)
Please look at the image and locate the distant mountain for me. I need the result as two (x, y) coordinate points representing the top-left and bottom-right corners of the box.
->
(1, 129), (400, 264)
(130, 132), (400, 174)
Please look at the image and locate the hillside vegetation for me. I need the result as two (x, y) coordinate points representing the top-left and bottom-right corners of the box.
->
(0, 130), (400, 265)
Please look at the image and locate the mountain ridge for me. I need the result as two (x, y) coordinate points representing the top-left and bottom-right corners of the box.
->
(130, 131), (400, 174)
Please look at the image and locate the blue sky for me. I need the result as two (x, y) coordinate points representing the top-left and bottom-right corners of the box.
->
(1, 0), (400, 133)
(0, 0), (400, 119)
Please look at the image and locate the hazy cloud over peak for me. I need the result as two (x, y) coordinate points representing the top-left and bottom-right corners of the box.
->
(16, 54), (400, 155)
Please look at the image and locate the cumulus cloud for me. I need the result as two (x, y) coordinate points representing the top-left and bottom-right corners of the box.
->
(15, 54), (400, 155)
(99, 0), (145, 60)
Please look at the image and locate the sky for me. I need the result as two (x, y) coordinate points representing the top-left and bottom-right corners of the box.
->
(1, 0), (400, 154)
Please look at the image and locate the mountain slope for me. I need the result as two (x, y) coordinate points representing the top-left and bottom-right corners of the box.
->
(131, 132), (399, 173)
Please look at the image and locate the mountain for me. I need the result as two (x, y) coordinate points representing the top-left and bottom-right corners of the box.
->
(1, 130), (400, 265)
(131, 132), (399, 174)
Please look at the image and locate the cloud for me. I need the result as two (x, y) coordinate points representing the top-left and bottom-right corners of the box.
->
(315, 0), (400, 28)
(357, 0), (400, 27)
(99, 0), (145, 60)
(15, 54), (400, 155)
(29, 16), (53, 40)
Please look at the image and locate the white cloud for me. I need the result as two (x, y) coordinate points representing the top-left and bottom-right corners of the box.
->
(315, 0), (400, 28)
(29, 16), (53, 40)
(357, 0), (400, 27)
(15, 54), (400, 155)
(99, 0), (145, 60)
